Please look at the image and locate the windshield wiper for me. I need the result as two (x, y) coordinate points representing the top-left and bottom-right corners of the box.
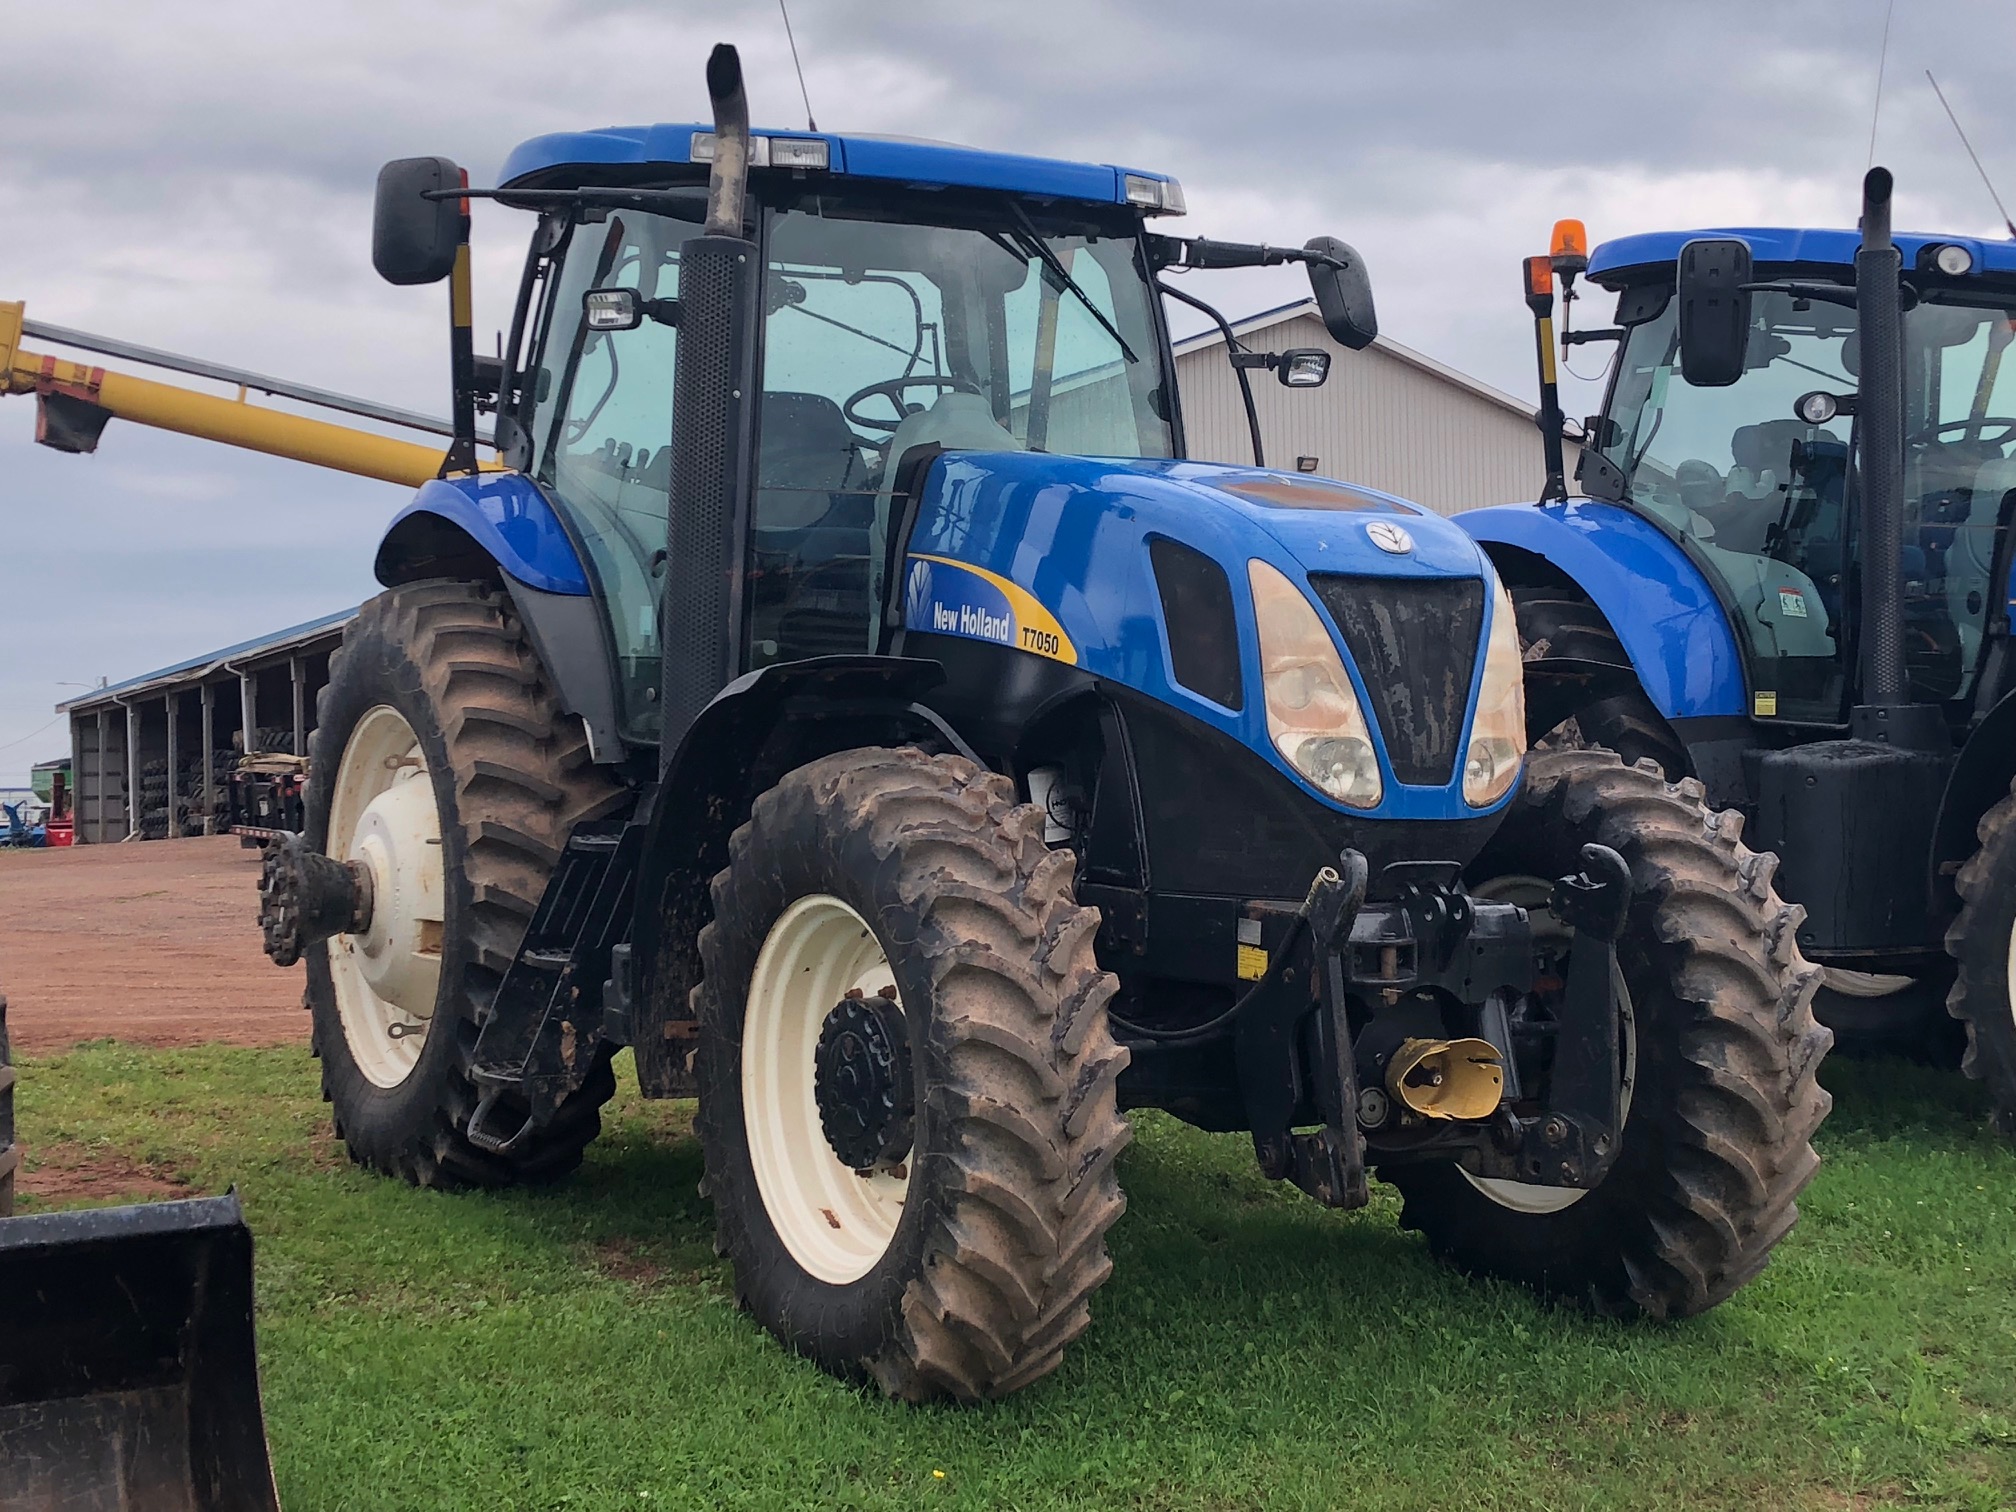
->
(996, 211), (1137, 364)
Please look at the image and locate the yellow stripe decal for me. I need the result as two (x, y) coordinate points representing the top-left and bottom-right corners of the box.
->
(907, 554), (1078, 665)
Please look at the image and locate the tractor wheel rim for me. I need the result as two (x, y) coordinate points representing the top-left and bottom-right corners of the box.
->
(325, 705), (444, 1089)
(743, 894), (910, 1284)
(2006, 914), (2016, 1029)
(1460, 872), (1636, 1215)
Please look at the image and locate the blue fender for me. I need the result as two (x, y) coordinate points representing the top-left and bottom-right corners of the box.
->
(1458, 500), (1747, 720)
(376, 474), (592, 596)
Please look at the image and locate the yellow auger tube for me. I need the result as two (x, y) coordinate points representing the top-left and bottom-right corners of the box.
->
(2, 302), (447, 487)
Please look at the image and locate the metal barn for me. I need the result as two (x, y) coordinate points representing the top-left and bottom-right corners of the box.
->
(59, 610), (354, 843)
(1174, 299), (1576, 515)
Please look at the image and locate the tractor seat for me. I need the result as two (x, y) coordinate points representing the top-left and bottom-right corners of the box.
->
(866, 393), (1023, 632)
(757, 390), (866, 532)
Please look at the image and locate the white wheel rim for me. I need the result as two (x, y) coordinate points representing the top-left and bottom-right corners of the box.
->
(1460, 873), (1636, 1215)
(2007, 914), (2016, 1030)
(742, 894), (911, 1285)
(1820, 967), (1917, 999)
(325, 705), (444, 1089)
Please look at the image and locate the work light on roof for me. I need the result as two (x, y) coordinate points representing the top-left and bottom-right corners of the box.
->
(1932, 243), (1974, 276)
(1123, 173), (1186, 216)
(689, 132), (829, 170)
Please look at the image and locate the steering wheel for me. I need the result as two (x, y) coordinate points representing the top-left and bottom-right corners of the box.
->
(842, 374), (980, 434)
(1907, 417), (2016, 449)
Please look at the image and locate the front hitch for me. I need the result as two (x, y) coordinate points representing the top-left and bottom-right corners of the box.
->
(257, 834), (371, 967)
(1235, 851), (1371, 1209)
(1458, 842), (1632, 1190)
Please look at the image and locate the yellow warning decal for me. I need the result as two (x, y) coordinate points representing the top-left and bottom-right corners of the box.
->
(1753, 691), (1778, 717)
(1236, 943), (1270, 982)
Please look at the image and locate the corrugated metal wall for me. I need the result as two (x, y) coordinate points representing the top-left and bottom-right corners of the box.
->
(1175, 314), (1575, 516)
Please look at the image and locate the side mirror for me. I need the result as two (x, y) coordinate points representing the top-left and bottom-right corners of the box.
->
(1303, 237), (1377, 351)
(372, 157), (463, 286)
(1675, 237), (1753, 387)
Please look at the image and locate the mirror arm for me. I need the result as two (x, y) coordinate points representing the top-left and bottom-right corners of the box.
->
(1562, 327), (1625, 346)
(1158, 279), (1266, 468)
(1149, 234), (1324, 272)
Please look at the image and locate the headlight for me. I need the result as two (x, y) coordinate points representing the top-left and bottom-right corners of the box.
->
(1463, 578), (1527, 806)
(1249, 559), (1382, 809)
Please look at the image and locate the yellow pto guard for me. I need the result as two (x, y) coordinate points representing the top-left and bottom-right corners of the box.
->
(1385, 1036), (1507, 1121)
(0, 1194), (279, 1512)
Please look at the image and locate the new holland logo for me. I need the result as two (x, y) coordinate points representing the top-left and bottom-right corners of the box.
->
(1366, 520), (1415, 555)
(905, 559), (934, 625)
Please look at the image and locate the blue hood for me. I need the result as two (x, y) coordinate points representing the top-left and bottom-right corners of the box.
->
(901, 454), (1508, 822)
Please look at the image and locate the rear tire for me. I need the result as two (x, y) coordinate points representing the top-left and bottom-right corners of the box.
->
(1947, 776), (2016, 1135)
(305, 581), (626, 1188)
(694, 747), (1129, 1400)
(1384, 750), (1831, 1318)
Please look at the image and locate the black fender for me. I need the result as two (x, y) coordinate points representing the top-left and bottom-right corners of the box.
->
(375, 511), (627, 762)
(628, 655), (974, 1097)
(1932, 689), (2016, 908)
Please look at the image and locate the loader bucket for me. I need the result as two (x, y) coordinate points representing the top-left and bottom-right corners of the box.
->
(0, 1194), (278, 1512)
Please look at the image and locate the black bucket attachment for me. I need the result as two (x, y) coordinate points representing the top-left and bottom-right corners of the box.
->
(0, 1194), (279, 1511)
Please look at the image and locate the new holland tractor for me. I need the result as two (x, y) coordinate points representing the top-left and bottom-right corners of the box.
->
(218, 48), (1825, 1399)
(1467, 170), (2016, 1098)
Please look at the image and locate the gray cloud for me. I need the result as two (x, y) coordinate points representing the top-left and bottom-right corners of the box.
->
(5, 0), (2013, 779)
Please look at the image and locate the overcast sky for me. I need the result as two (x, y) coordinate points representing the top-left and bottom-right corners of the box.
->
(5, 0), (2013, 784)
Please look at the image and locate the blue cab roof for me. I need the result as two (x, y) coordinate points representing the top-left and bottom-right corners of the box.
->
(1589, 226), (2016, 284)
(499, 124), (1177, 211)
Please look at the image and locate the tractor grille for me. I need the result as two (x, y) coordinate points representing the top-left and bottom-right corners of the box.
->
(1308, 574), (1483, 788)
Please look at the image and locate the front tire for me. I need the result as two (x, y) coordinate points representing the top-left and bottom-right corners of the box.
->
(305, 581), (625, 1187)
(694, 747), (1130, 1400)
(1947, 777), (2016, 1134)
(1384, 750), (1832, 1318)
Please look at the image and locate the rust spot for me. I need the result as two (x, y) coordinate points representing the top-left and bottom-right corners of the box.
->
(1215, 473), (1418, 514)
(662, 1020), (700, 1041)
(821, 1208), (842, 1230)
(877, 984), (897, 1000)
(843, 987), (864, 1000)
(560, 1021), (577, 1068)
(417, 919), (444, 957)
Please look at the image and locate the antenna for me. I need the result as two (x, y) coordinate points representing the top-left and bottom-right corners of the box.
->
(1927, 71), (2016, 240)
(779, 0), (816, 132)
(1865, 0), (1895, 172)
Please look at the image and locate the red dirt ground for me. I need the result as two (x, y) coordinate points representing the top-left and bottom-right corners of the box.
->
(0, 836), (306, 1055)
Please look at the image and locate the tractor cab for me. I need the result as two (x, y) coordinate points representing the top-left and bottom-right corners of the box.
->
(454, 124), (1361, 751)
(1577, 227), (2016, 726)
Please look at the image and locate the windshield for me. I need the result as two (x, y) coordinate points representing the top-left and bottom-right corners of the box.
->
(522, 188), (1170, 741)
(1597, 285), (2016, 723)
(747, 191), (1171, 667)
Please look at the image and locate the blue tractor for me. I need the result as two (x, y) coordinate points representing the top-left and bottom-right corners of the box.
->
(254, 47), (1827, 1398)
(1467, 170), (2016, 1099)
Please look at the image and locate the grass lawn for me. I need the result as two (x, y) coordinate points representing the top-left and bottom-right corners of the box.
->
(13, 1043), (2016, 1511)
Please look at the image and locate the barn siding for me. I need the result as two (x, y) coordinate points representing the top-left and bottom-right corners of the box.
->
(1174, 312), (1577, 516)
